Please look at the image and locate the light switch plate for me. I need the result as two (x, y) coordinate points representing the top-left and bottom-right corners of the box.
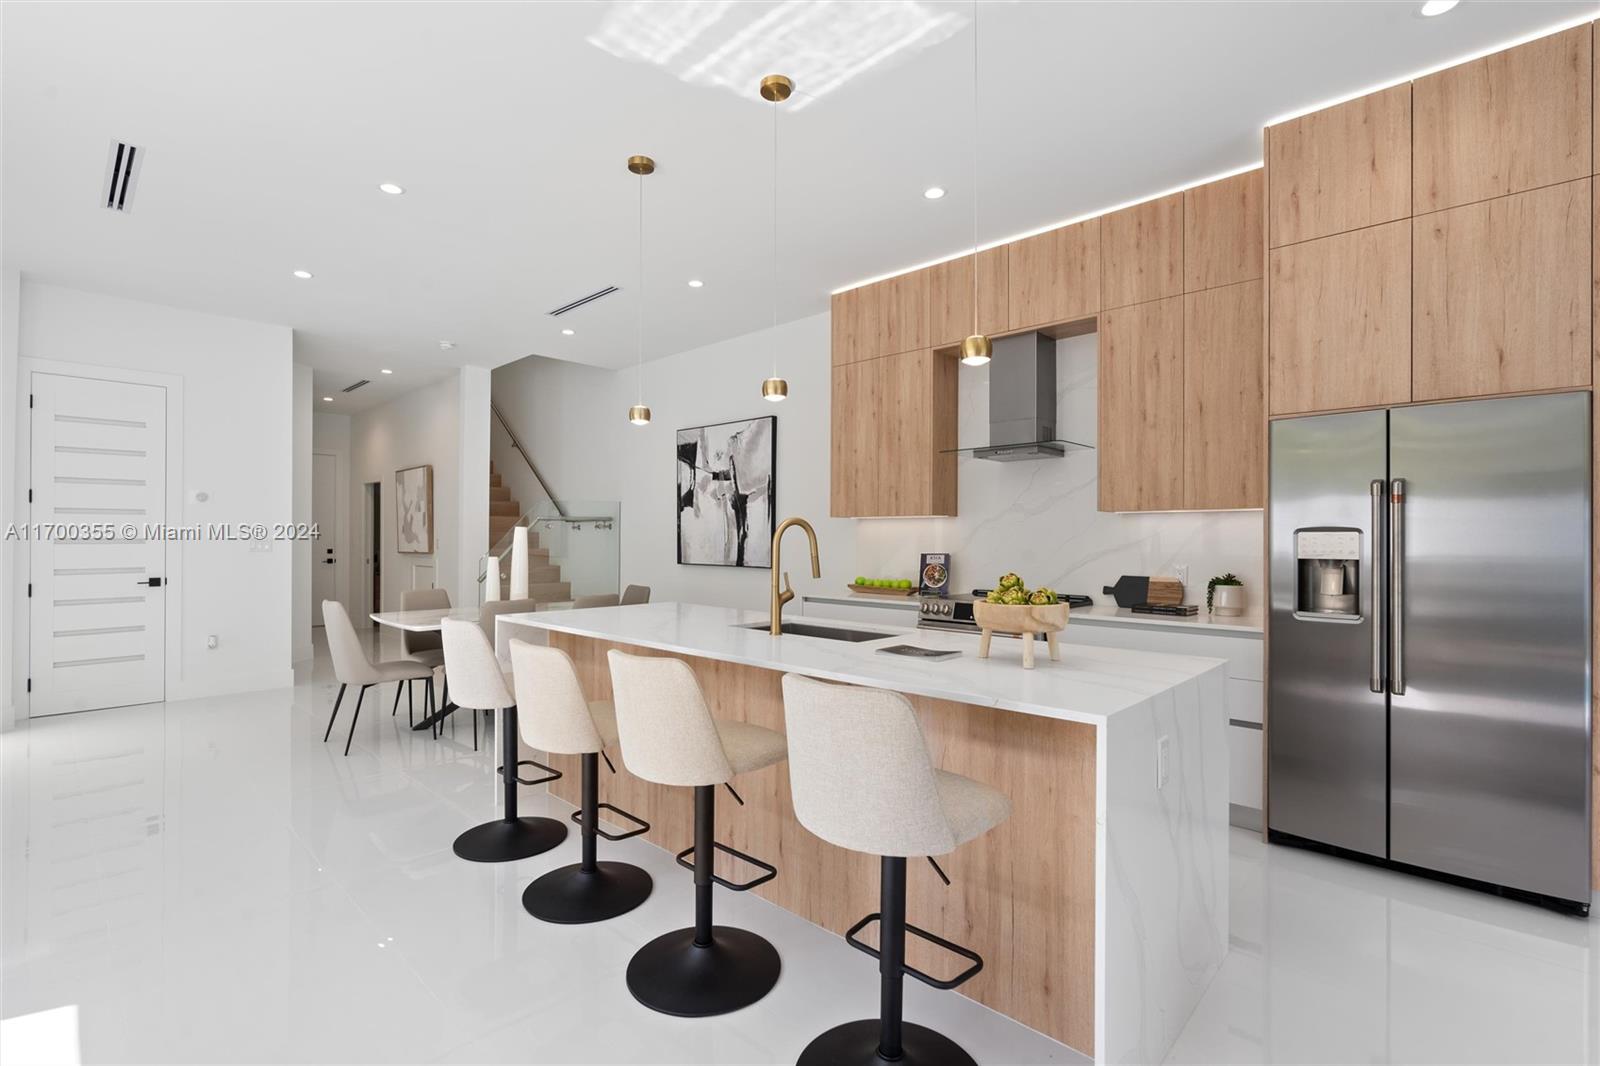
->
(1156, 734), (1171, 789)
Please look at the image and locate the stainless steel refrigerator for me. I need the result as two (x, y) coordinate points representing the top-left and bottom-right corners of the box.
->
(1268, 391), (1592, 913)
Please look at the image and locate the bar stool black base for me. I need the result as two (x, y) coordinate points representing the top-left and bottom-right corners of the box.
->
(797, 1019), (977, 1066)
(625, 926), (780, 1017)
(522, 861), (653, 924)
(452, 816), (567, 863)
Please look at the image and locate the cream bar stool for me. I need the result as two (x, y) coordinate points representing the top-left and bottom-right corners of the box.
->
(511, 641), (653, 923)
(608, 650), (787, 1016)
(781, 673), (1012, 1066)
(441, 619), (568, 863)
(321, 600), (434, 756)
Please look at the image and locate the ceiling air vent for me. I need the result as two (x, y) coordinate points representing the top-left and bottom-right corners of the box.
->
(341, 379), (370, 393)
(548, 286), (619, 317)
(102, 140), (143, 212)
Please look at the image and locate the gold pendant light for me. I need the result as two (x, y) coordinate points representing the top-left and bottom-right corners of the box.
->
(760, 73), (793, 401)
(627, 154), (654, 425)
(960, 4), (991, 367)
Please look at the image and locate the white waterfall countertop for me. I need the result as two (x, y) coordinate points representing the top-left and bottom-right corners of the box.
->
(501, 600), (1231, 1063)
(497, 601), (1226, 727)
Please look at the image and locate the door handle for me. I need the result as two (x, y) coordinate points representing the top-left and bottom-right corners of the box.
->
(137, 577), (164, 588)
(1370, 479), (1386, 693)
(1389, 478), (1405, 695)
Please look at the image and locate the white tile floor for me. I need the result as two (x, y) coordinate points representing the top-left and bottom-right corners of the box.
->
(1, 630), (1597, 1065)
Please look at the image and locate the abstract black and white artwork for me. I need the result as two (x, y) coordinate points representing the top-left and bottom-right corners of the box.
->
(676, 416), (775, 567)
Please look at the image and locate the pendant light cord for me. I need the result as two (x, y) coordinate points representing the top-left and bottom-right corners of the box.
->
(636, 170), (644, 404)
(771, 92), (780, 377)
(971, 0), (980, 335)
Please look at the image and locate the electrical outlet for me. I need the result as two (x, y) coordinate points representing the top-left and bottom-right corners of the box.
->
(206, 635), (219, 650)
(1156, 734), (1171, 789)
(1175, 563), (1189, 587)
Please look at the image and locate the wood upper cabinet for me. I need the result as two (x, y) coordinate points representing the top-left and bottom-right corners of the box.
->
(836, 271), (929, 365)
(1102, 193), (1183, 309)
(1267, 84), (1412, 247)
(1184, 170), (1263, 291)
(1184, 281), (1264, 510)
(929, 247), (1009, 348)
(1008, 217), (1100, 330)
(1098, 297), (1184, 512)
(1413, 26), (1591, 214)
(831, 349), (956, 518)
(1269, 220), (1411, 415)
(830, 289), (860, 367)
(1413, 178), (1592, 401)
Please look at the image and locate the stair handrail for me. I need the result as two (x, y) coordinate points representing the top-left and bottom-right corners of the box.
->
(491, 402), (566, 519)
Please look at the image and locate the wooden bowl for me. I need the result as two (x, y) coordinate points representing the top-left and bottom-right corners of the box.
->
(972, 601), (1070, 669)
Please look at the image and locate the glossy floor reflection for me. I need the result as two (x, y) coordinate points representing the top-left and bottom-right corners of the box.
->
(3, 632), (1597, 1065)
(0, 631), (1079, 1065)
(1168, 829), (1600, 1065)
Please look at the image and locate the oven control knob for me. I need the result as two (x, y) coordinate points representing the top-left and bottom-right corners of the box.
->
(941, 602), (953, 615)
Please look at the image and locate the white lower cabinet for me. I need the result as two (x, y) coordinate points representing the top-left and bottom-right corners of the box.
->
(1064, 618), (1265, 828)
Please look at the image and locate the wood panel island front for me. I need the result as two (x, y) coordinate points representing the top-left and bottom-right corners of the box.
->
(498, 602), (1229, 1064)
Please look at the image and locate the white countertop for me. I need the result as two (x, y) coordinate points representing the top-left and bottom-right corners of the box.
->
(498, 601), (1227, 726)
(801, 594), (1263, 636)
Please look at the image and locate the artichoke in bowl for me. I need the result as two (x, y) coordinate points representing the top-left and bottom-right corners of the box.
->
(1000, 586), (1029, 606)
(984, 589), (1004, 604)
(1028, 587), (1059, 606)
(997, 572), (1024, 591)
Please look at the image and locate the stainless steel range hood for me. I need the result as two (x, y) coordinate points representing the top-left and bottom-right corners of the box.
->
(974, 332), (1064, 461)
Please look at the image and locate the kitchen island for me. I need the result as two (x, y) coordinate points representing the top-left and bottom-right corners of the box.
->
(498, 602), (1229, 1064)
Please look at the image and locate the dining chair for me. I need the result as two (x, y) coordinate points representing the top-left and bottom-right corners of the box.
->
(572, 593), (621, 609)
(620, 584), (651, 605)
(401, 587), (451, 718)
(322, 600), (434, 756)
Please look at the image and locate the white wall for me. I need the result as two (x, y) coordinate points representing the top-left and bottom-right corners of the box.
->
(493, 311), (1264, 615)
(346, 369), (487, 615)
(291, 362), (313, 662)
(13, 282), (295, 704)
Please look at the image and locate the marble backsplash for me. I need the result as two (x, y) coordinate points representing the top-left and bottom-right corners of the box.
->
(851, 333), (1264, 609)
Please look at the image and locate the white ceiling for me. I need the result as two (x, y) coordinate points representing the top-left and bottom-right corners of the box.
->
(6, 0), (1596, 412)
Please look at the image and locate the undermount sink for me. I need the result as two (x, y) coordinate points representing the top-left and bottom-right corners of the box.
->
(737, 621), (888, 643)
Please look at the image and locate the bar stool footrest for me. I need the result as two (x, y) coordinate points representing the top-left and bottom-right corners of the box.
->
(572, 802), (650, 841)
(843, 912), (984, 990)
(674, 840), (776, 891)
(496, 758), (562, 787)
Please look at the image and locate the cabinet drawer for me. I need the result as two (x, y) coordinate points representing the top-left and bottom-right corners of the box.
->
(1227, 678), (1262, 724)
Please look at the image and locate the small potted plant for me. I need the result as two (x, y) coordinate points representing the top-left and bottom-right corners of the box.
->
(1207, 573), (1245, 616)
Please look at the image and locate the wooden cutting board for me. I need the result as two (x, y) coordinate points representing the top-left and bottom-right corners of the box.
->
(1146, 578), (1184, 605)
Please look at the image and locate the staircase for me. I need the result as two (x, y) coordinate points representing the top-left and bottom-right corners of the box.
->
(488, 462), (572, 602)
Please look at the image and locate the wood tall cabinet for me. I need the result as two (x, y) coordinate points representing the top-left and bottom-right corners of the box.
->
(1266, 29), (1594, 417)
(1099, 171), (1265, 511)
(929, 247), (1008, 348)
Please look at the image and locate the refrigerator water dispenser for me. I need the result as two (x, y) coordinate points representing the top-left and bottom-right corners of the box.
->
(1294, 529), (1360, 619)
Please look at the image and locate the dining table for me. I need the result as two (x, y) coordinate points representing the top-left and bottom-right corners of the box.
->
(369, 607), (480, 731)
(368, 604), (574, 730)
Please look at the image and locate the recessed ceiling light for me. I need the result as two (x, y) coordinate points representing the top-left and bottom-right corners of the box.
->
(293, 269), (313, 279)
(378, 183), (405, 195)
(561, 328), (575, 335)
(1418, 0), (1458, 15)
(321, 396), (333, 402)
(923, 186), (946, 200)
(687, 279), (704, 288)
(380, 368), (393, 374)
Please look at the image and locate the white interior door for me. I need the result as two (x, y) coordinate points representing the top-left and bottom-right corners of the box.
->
(311, 452), (339, 623)
(29, 372), (167, 716)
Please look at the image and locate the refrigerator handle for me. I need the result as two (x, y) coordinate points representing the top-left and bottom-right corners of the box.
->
(1370, 479), (1386, 693)
(1389, 477), (1406, 695)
